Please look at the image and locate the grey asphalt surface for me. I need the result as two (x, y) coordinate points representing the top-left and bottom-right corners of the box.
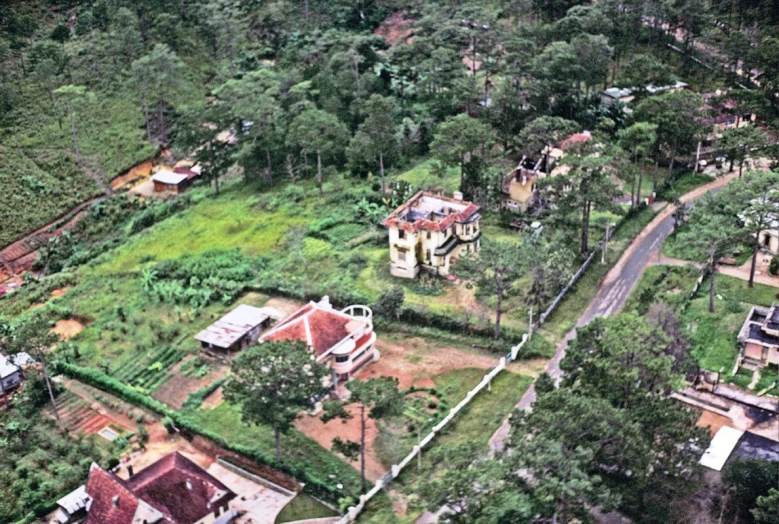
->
(490, 179), (730, 452)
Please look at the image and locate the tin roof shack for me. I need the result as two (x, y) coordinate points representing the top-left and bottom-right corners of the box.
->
(260, 296), (378, 383)
(737, 304), (779, 369)
(76, 451), (237, 524)
(195, 305), (279, 353)
(152, 168), (199, 194)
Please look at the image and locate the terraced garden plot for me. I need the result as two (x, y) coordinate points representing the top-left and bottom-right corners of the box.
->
(111, 344), (185, 393)
(47, 391), (125, 442)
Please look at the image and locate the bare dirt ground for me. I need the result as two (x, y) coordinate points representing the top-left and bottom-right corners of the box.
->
(697, 410), (731, 436)
(152, 355), (230, 409)
(51, 319), (85, 340)
(356, 336), (532, 389)
(110, 159), (153, 190)
(295, 335), (541, 481)
(295, 404), (384, 481)
(373, 11), (414, 48)
(51, 287), (70, 297)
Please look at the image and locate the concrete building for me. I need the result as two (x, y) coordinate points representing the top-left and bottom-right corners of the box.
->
(382, 191), (481, 278)
(260, 296), (378, 383)
(737, 304), (779, 369)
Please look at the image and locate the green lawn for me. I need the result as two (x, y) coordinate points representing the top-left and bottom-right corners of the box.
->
(433, 368), (532, 447)
(394, 158), (461, 194)
(275, 493), (338, 523)
(183, 402), (363, 496)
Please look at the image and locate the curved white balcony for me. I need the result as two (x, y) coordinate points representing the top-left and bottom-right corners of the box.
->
(341, 305), (373, 320)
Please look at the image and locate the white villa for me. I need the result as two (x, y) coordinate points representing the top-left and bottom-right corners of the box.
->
(382, 191), (481, 278)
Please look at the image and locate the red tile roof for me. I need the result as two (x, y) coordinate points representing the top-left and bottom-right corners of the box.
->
(261, 300), (370, 357)
(173, 167), (200, 180)
(559, 132), (591, 150)
(381, 191), (480, 233)
(85, 464), (144, 524)
(85, 452), (235, 524)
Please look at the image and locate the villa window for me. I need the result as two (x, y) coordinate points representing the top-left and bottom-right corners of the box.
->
(398, 229), (405, 239)
(335, 355), (349, 363)
(427, 231), (431, 240)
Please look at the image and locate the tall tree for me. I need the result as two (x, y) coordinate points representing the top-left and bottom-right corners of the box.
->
(515, 115), (578, 160)
(348, 94), (399, 192)
(223, 341), (330, 464)
(723, 171), (779, 287)
(716, 125), (767, 177)
(3, 317), (61, 421)
(540, 140), (621, 253)
(54, 85), (94, 167)
(287, 109), (350, 197)
(677, 195), (743, 312)
(617, 122), (657, 208)
(455, 238), (527, 339)
(322, 377), (404, 492)
(430, 114), (496, 189)
(633, 91), (704, 182)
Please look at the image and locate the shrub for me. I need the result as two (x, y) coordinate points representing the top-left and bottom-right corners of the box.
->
(182, 377), (229, 410)
(770, 255), (779, 276)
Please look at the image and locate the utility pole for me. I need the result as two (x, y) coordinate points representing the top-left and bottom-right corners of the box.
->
(528, 306), (534, 340)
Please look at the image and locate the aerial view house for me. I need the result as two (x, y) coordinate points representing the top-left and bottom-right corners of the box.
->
(737, 304), (779, 369)
(260, 296), (378, 383)
(151, 167), (200, 194)
(501, 132), (592, 214)
(600, 81), (688, 110)
(382, 191), (481, 278)
(195, 304), (278, 353)
(0, 354), (22, 393)
(56, 451), (237, 524)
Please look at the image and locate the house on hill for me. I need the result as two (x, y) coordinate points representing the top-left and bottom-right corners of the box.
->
(260, 296), (378, 383)
(195, 304), (279, 353)
(382, 191), (481, 278)
(55, 451), (237, 524)
(737, 304), (779, 369)
(501, 131), (592, 214)
(152, 167), (200, 194)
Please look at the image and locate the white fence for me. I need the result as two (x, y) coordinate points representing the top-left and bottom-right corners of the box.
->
(336, 332), (530, 523)
(335, 222), (619, 521)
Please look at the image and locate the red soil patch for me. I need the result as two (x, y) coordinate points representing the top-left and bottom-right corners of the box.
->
(111, 159), (153, 190)
(51, 319), (85, 340)
(294, 404), (384, 481)
(353, 336), (504, 389)
(697, 410), (731, 436)
(51, 287), (70, 297)
(374, 11), (414, 48)
(152, 356), (229, 410)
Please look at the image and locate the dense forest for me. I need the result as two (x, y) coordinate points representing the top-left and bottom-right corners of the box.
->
(2, 0), (779, 523)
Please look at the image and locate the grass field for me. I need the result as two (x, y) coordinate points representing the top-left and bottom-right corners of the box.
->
(433, 368), (532, 447)
(394, 158), (461, 194)
(275, 493), (339, 523)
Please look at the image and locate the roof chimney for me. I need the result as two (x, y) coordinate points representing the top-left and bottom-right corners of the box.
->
(319, 296), (331, 308)
(112, 495), (119, 508)
(453, 191), (463, 201)
(186, 479), (193, 491)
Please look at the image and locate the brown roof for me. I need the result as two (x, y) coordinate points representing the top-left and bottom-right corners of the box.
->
(85, 464), (145, 524)
(85, 452), (235, 524)
(261, 300), (369, 357)
(381, 191), (480, 233)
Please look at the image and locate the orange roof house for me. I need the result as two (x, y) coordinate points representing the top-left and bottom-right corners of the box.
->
(260, 296), (379, 383)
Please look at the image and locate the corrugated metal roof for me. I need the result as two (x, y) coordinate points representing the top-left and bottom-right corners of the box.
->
(151, 169), (188, 185)
(194, 305), (276, 349)
(700, 426), (744, 471)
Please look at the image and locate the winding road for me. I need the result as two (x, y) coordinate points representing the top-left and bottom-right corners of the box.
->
(490, 171), (739, 452)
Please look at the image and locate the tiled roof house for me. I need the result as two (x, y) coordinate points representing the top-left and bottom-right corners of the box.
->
(260, 296), (379, 382)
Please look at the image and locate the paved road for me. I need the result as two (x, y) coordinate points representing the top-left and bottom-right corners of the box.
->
(489, 172), (738, 452)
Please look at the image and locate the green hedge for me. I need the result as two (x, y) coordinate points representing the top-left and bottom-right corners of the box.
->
(182, 377), (230, 410)
(52, 361), (350, 502)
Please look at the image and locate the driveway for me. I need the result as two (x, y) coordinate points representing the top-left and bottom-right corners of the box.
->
(206, 462), (295, 524)
(490, 172), (739, 453)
